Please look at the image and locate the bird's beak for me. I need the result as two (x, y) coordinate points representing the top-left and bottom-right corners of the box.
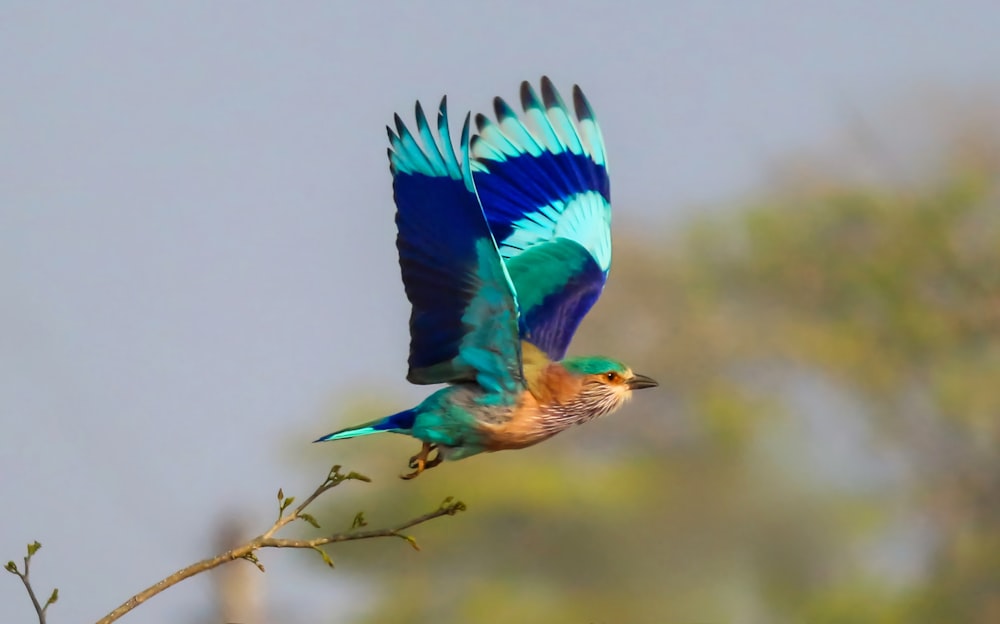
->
(627, 373), (658, 390)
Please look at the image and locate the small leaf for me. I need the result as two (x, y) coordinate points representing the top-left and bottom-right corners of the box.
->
(27, 541), (41, 557)
(5, 561), (17, 574)
(280, 496), (295, 513)
(346, 471), (372, 483)
(351, 511), (368, 529)
(241, 552), (265, 573)
(439, 497), (467, 514)
(277, 488), (284, 501)
(45, 588), (59, 607)
(403, 535), (421, 551)
(312, 546), (335, 568)
(299, 513), (321, 528)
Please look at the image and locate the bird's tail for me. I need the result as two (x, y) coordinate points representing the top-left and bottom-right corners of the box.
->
(313, 409), (416, 442)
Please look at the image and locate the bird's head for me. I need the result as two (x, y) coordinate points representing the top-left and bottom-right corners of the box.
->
(560, 356), (658, 419)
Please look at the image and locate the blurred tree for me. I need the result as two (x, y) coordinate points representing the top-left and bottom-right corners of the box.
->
(209, 518), (264, 624)
(300, 122), (999, 623)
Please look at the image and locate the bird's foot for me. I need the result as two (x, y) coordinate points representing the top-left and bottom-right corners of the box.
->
(401, 443), (442, 480)
(406, 443), (440, 469)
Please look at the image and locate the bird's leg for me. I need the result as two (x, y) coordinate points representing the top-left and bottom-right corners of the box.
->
(401, 442), (442, 480)
(425, 445), (443, 469)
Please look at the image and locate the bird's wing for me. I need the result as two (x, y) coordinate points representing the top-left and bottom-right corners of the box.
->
(388, 97), (523, 397)
(470, 77), (610, 361)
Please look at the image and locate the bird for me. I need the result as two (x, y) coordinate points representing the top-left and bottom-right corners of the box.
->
(316, 77), (657, 479)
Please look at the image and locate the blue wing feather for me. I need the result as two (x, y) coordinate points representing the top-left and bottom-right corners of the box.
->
(390, 98), (522, 392)
(471, 77), (611, 359)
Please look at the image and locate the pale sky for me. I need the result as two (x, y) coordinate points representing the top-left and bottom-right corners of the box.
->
(2, 2), (998, 622)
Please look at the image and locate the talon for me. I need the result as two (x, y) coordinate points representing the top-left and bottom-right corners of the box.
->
(400, 442), (441, 480)
(425, 447), (443, 469)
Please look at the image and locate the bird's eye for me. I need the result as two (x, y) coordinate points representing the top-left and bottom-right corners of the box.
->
(605, 372), (618, 382)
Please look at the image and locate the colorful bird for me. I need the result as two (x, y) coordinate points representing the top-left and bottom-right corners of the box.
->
(316, 77), (657, 479)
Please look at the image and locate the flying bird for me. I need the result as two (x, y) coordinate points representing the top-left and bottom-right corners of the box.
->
(316, 77), (657, 479)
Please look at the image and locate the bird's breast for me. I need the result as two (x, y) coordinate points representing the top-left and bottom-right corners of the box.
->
(476, 391), (556, 451)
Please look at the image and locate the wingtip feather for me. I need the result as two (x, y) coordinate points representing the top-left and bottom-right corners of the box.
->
(520, 80), (542, 112)
(414, 100), (429, 129)
(460, 112), (471, 153)
(494, 96), (517, 121)
(475, 112), (491, 133)
(540, 77), (583, 155)
(573, 85), (599, 122)
(540, 76), (560, 109)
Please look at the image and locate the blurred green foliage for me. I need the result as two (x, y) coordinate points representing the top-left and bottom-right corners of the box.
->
(303, 134), (999, 623)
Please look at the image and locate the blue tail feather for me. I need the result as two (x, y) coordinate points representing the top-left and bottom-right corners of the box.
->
(314, 409), (417, 442)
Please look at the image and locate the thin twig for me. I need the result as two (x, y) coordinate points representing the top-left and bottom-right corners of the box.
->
(94, 466), (465, 624)
(5, 542), (58, 624)
(13, 558), (45, 624)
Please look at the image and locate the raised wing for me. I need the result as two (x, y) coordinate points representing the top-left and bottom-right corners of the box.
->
(470, 77), (611, 361)
(387, 98), (523, 396)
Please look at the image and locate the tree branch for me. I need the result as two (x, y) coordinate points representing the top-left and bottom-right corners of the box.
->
(94, 465), (465, 624)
